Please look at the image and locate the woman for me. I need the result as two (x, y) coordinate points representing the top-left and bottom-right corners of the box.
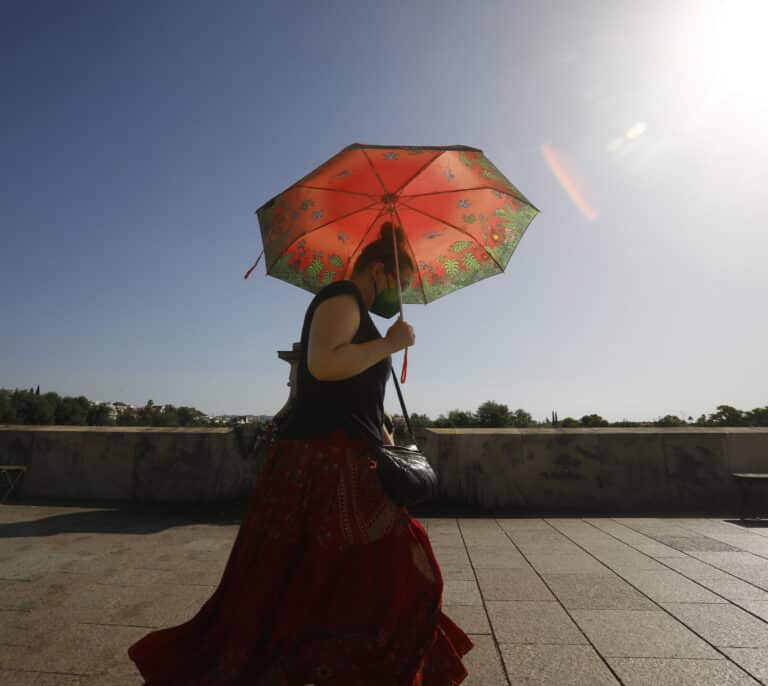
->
(127, 222), (474, 685)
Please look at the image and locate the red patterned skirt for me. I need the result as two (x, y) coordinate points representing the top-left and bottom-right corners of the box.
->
(127, 428), (473, 685)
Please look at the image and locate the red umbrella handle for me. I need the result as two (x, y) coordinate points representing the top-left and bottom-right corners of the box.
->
(400, 347), (408, 383)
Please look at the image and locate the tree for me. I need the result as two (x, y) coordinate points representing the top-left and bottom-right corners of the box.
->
(55, 397), (88, 425)
(448, 409), (479, 427)
(117, 407), (138, 426)
(35, 385), (40, 395)
(138, 399), (161, 426)
(746, 406), (768, 426)
(408, 413), (432, 428)
(18, 392), (55, 424)
(580, 414), (609, 427)
(87, 403), (115, 426)
(560, 417), (581, 428)
(476, 401), (509, 427)
(655, 414), (686, 427)
(708, 405), (746, 426)
(0, 389), (16, 423)
(509, 408), (534, 428)
(177, 406), (205, 426)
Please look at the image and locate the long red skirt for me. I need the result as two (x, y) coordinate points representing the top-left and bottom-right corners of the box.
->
(127, 429), (474, 685)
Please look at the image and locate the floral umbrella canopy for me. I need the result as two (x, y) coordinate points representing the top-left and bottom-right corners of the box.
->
(246, 143), (538, 305)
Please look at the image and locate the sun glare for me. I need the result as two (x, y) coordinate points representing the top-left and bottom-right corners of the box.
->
(672, 1), (768, 115)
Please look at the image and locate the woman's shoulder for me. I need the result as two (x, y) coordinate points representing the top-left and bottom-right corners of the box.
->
(313, 279), (363, 307)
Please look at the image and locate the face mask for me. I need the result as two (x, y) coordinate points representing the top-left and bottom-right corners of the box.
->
(370, 272), (401, 319)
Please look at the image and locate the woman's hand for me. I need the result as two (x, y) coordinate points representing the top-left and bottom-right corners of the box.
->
(385, 318), (415, 353)
(382, 425), (395, 445)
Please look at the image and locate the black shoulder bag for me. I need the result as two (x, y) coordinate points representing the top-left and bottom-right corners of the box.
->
(369, 369), (438, 507)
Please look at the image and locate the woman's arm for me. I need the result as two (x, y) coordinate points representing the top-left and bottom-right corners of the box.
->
(308, 295), (394, 381)
(382, 424), (394, 445)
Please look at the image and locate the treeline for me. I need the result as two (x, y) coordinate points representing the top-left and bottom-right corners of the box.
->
(406, 401), (768, 429)
(2, 388), (767, 430)
(0, 388), (211, 427)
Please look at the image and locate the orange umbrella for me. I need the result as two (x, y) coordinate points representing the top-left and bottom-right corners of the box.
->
(246, 143), (539, 382)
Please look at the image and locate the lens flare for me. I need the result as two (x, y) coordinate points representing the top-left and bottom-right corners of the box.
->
(541, 143), (598, 221)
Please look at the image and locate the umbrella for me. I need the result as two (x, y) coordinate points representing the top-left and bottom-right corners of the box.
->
(245, 143), (539, 381)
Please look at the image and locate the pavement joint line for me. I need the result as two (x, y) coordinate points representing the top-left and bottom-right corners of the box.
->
(455, 517), (512, 686)
(601, 517), (768, 621)
(570, 518), (768, 686)
(494, 518), (628, 686)
(617, 516), (768, 563)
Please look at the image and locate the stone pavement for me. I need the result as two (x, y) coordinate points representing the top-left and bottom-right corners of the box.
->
(1, 501), (768, 685)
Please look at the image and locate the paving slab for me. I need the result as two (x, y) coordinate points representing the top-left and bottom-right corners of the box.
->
(617, 569), (727, 603)
(524, 552), (613, 575)
(542, 573), (657, 610)
(570, 609), (722, 658)
(662, 602), (768, 648)
(660, 555), (734, 581)
(475, 568), (555, 602)
(486, 601), (587, 644)
(698, 577), (768, 603)
(607, 657), (761, 685)
(460, 634), (509, 685)
(499, 644), (620, 685)
(443, 578), (484, 606)
(722, 648), (768, 684)
(740, 601), (768, 622)
(442, 605), (492, 634)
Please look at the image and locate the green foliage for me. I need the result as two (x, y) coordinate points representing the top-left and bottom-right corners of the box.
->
(443, 259), (460, 277)
(579, 414), (610, 427)
(0, 388), (210, 427)
(449, 241), (473, 253)
(408, 413), (432, 429)
(708, 404), (746, 426)
(509, 408), (534, 428)
(306, 258), (323, 278)
(655, 414), (686, 427)
(476, 401), (509, 427)
(747, 406), (768, 426)
(462, 253), (480, 270)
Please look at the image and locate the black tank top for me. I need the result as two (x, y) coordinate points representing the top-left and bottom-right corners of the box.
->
(277, 279), (391, 445)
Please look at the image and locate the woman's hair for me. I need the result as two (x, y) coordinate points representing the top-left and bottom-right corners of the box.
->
(351, 221), (415, 277)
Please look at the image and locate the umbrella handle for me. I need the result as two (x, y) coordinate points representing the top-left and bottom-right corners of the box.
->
(400, 347), (408, 383)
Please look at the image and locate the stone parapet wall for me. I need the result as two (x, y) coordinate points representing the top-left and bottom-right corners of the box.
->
(0, 426), (266, 503)
(416, 427), (768, 514)
(2, 426), (767, 512)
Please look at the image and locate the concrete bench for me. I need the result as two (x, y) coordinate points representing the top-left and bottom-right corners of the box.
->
(732, 473), (768, 520)
(0, 465), (27, 504)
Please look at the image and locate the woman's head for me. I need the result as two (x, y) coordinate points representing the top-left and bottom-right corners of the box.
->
(351, 222), (415, 289)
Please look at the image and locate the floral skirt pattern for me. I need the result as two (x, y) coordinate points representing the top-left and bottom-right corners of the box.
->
(127, 428), (474, 685)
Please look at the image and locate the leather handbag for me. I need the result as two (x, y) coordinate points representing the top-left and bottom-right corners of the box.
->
(369, 369), (438, 507)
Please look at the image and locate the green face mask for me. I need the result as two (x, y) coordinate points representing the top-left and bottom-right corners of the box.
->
(370, 273), (401, 319)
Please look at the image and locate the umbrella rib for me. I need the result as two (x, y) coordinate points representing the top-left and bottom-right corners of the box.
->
(389, 150), (448, 198)
(401, 186), (533, 207)
(265, 201), (383, 274)
(390, 204), (430, 306)
(360, 149), (390, 195)
(398, 201), (507, 274)
(295, 184), (379, 199)
(343, 206), (388, 280)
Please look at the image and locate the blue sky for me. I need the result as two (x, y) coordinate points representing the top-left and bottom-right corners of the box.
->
(2, 0), (766, 422)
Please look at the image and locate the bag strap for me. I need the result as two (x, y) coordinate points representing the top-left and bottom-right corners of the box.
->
(390, 368), (416, 443)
